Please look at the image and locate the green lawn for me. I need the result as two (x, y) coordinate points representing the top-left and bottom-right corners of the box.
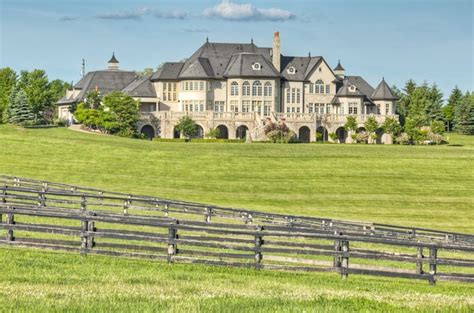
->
(0, 124), (473, 312)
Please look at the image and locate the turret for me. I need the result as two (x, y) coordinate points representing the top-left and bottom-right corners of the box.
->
(107, 53), (119, 70)
(272, 32), (281, 72)
(334, 60), (345, 78)
(371, 78), (398, 115)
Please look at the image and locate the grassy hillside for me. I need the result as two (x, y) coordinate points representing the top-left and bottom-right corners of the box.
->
(0, 125), (473, 312)
(0, 125), (473, 232)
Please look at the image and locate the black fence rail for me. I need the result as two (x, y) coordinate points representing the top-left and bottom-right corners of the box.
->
(1, 175), (473, 284)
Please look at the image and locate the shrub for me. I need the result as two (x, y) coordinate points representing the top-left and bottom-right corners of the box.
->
(264, 121), (296, 143)
(395, 133), (410, 145)
(356, 132), (368, 144)
(329, 132), (338, 142)
(315, 132), (323, 142)
(174, 116), (197, 139)
(206, 127), (220, 139)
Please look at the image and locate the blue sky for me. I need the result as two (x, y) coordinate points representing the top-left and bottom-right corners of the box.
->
(1, 0), (472, 98)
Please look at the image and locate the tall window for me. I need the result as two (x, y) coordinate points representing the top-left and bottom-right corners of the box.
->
(349, 102), (358, 114)
(308, 103), (314, 113)
(214, 101), (225, 112)
(296, 89), (301, 103)
(325, 84), (330, 94)
(286, 89), (290, 103)
(315, 80), (324, 93)
(376, 104), (381, 115)
(230, 100), (239, 112)
(242, 100), (250, 113)
(291, 88), (296, 103)
(242, 81), (250, 96)
(385, 104), (390, 115)
(264, 101), (272, 116)
(230, 81), (239, 96)
(252, 81), (262, 96)
(309, 84), (314, 94)
(264, 82), (272, 97)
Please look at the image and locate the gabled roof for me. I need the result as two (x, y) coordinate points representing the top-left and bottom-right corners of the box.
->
(151, 62), (184, 81)
(122, 76), (157, 98)
(336, 78), (365, 97)
(371, 78), (398, 100)
(179, 58), (215, 79)
(223, 53), (280, 78)
(108, 53), (119, 64)
(345, 76), (375, 98)
(280, 56), (322, 81)
(178, 41), (272, 79)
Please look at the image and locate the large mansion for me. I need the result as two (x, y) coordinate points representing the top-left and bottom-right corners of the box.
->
(58, 32), (398, 143)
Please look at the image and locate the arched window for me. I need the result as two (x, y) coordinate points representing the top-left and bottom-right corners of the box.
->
(252, 81), (262, 96)
(264, 82), (272, 97)
(315, 80), (324, 94)
(230, 81), (239, 96)
(242, 81), (250, 96)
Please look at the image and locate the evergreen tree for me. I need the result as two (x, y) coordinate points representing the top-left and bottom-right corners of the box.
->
(0, 67), (17, 123)
(444, 86), (463, 131)
(407, 87), (430, 124)
(426, 84), (443, 121)
(455, 92), (474, 135)
(18, 70), (52, 120)
(8, 87), (34, 125)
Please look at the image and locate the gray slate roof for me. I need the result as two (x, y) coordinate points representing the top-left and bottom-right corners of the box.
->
(58, 69), (138, 105)
(224, 53), (280, 78)
(151, 62), (184, 81)
(335, 76), (376, 105)
(280, 56), (322, 81)
(122, 76), (157, 98)
(371, 79), (398, 100)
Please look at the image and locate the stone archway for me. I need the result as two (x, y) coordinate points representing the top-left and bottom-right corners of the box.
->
(336, 127), (348, 143)
(140, 125), (155, 140)
(216, 125), (229, 139)
(316, 126), (328, 142)
(298, 126), (311, 143)
(236, 125), (249, 139)
(193, 125), (204, 138)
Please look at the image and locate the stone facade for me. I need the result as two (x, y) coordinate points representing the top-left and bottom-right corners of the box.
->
(58, 32), (399, 143)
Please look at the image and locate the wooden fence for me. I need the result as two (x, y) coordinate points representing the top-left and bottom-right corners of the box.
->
(1, 175), (473, 285)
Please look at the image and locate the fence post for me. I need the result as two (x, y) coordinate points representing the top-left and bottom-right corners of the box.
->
(87, 214), (95, 249)
(167, 222), (178, 263)
(416, 247), (424, 274)
(123, 195), (131, 215)
(38, 183), (48, 207)
(333, 231), (342, 272)
(255, 225), (263, 269)
(6, 211), (14, 241)
(164, 203), (169, 217)
(80, 196), (88, 255)
(204, 207), (211, 223)
(429, 247), (437, 285)
(341, 240), (350, 279)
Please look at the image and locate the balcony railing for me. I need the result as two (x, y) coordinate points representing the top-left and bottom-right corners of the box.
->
(144, 111), (398, 124)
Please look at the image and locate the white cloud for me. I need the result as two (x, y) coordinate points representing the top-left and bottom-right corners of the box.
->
(95, 7), (187, 21)
(203, 0), (295, 22)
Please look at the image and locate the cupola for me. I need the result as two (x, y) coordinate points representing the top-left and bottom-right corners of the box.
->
(107, 53), (119, 70)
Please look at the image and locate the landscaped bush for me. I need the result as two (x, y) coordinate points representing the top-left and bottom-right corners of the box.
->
(264, 121), (296, 143)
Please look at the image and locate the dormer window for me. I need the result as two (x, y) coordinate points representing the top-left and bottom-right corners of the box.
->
(287, 66), (296, 74)
(252, 62), (261, 70)
(349, 85), (357, 92)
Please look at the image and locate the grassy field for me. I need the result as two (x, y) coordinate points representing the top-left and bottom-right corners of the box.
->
(0, 124), (473, 312)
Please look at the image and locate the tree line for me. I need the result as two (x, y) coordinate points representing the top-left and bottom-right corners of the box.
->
(0, 68), (71, 125)
(393, 80), (474, 135)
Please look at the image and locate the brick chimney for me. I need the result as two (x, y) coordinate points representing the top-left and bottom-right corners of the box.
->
(272, 32), (281, 72)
